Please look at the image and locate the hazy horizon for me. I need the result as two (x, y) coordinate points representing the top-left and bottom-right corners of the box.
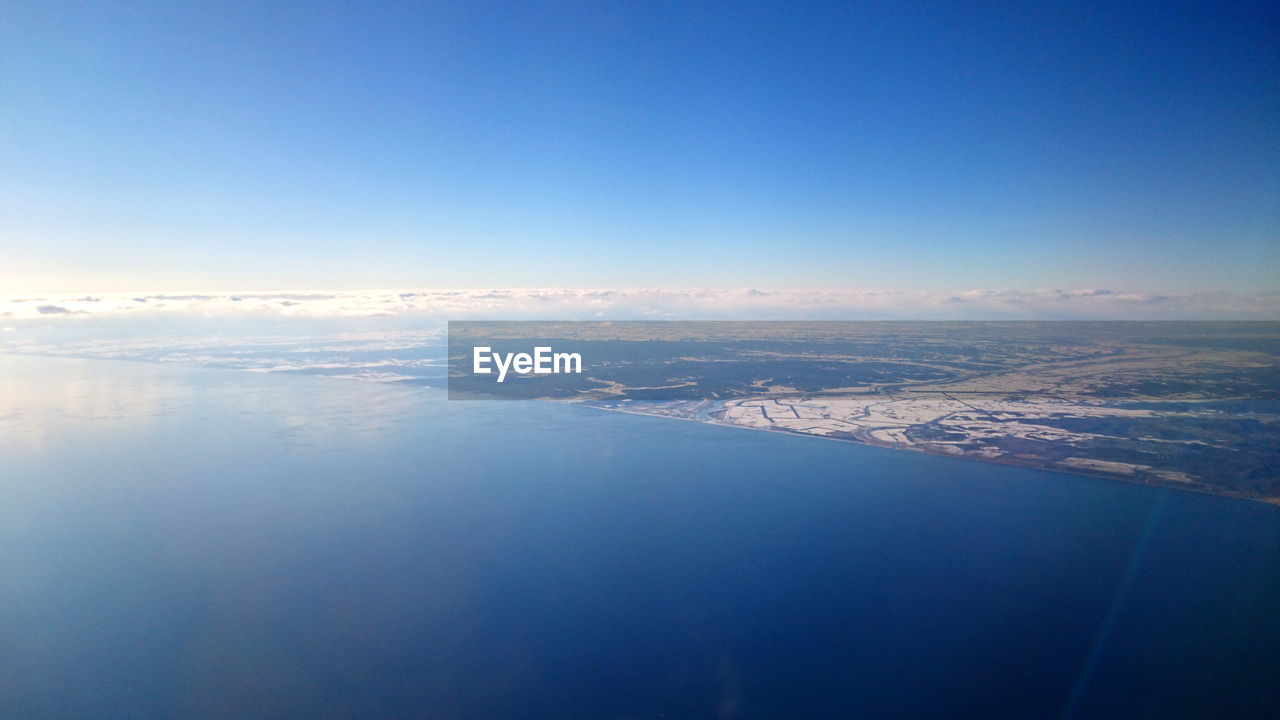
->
(4, 286), (1280, 323)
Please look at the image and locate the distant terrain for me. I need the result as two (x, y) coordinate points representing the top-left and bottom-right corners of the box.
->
(7, 320), (1278, 502)
(451, 322), (1280, 502)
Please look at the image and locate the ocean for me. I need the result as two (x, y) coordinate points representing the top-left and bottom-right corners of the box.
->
(2, 354), (1277, 719)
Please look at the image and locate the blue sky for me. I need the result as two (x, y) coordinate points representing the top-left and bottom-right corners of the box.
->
(3, 0), (1277, 294)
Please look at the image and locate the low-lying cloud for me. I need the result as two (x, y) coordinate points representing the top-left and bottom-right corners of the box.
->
(2, 288), (1277, 321)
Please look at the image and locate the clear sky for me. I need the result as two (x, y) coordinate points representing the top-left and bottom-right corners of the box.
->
(3, 0), (1277, 294)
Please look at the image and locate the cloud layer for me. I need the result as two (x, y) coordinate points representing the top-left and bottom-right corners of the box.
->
(3, 288), (1279, 322)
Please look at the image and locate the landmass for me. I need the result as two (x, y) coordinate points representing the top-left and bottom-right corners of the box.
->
(451, 322), (1280, 503)
(8, 319), (1277, 502)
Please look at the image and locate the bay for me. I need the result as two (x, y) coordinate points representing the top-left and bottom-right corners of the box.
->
(1, 354), (1277, 719)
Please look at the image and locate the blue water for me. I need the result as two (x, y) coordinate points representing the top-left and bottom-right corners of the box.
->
(2, 355), (1278, 719)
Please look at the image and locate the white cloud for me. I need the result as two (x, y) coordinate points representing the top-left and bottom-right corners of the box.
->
(2, 287), (1275, 381)
(1, 287), (1277, 321)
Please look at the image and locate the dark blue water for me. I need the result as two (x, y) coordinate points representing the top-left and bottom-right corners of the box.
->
(2, 355), (1278, 719)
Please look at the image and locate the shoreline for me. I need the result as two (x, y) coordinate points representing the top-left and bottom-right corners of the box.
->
(579, 401), (1280, 507)
(4, 351), (1274, 507)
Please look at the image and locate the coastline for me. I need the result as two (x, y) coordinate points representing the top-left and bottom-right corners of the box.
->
(578, 401), (1280, 507)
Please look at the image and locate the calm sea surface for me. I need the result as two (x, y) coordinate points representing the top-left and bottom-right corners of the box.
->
(2, 354), (1278, 719)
